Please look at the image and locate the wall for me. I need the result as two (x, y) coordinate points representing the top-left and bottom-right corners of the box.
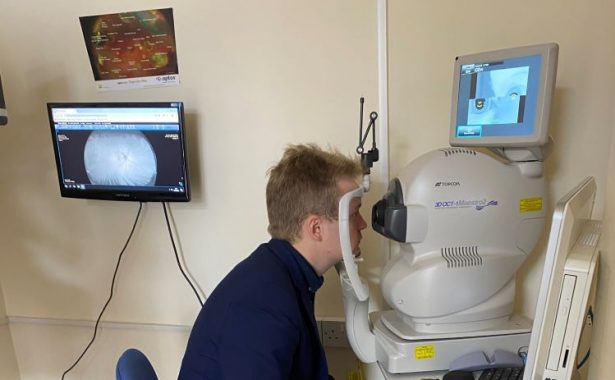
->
(0, 281), (20, 379)
(0, 0), (379, 323)
(1, 0), (614, 379)
(0, 0), (376, 378)
(591, 105), (615, 379)
(385, 0), (615, 379)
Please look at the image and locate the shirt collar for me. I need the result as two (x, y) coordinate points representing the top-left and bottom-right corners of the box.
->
(270, 239), (324, 293)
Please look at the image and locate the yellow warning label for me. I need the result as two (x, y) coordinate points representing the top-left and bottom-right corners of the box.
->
(520, 197), (543, 213)
(415, 345), (435, 360)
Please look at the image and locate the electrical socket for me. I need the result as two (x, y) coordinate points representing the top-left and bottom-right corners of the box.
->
(318, 319), (349, 348)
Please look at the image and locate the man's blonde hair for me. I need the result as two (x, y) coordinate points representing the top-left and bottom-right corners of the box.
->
(266, 144), (362, 242)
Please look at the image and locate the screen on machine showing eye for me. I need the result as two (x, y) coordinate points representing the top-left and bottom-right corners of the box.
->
(455, 54), (542, 139)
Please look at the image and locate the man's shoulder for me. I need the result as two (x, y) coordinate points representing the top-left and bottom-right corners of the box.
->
(232, 241), (290, 278)
(209, 242), (297, 303)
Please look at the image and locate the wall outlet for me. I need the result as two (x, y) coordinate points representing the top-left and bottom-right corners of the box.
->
(319, 319), (350, 348)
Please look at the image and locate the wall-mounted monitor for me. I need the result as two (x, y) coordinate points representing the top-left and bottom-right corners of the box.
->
(47, 102), (190, 202)
(450, 43), (558, 148)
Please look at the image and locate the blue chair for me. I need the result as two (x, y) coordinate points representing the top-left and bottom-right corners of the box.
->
(116, 348), (158, 380)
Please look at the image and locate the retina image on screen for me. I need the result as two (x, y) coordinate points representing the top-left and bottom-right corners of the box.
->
(455, 54), (541, 138)
(467, 65), (529, 125)
(49, 103), (189, 201)
(59, 129), (182, 187)
(85, 130), (157, 186)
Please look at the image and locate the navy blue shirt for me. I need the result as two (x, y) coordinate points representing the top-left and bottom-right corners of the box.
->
(290, 241), (324, 299)
(178, 239), (331, 380)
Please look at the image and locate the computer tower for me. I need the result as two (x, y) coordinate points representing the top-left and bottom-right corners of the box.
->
(542, 221), (600, 380)
(524, 177), (601, 380)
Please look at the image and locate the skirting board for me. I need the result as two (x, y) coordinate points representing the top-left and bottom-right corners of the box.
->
(7, 316), (192, 332)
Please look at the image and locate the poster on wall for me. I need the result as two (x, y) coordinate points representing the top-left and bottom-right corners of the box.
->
(79, 8), (180, 91)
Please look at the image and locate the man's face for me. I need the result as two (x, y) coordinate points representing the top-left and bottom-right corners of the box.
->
(347, 195), (367, 257)
(323, 178), (368, 265)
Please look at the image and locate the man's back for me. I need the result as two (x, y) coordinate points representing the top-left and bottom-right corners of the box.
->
(178, 240), (329, 380)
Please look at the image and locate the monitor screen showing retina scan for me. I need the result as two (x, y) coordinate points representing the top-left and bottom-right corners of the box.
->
(450, 43), (558, 147)
(47, 102), (190, 202)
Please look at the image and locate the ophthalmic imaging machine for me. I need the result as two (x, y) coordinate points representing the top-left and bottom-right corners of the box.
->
(336, 43), (563, 379)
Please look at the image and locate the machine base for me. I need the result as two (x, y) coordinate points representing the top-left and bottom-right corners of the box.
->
(381, 310), (532, 340)
(373, 311), (532, 374)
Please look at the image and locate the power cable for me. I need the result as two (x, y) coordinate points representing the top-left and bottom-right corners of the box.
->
(162, 202), (203, 307)
(61, 201), (143, 380)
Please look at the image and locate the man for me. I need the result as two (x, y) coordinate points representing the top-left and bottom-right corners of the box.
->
(179, 144), (367, 380)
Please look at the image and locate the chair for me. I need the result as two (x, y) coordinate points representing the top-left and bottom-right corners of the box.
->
(116, 348), (158, 380)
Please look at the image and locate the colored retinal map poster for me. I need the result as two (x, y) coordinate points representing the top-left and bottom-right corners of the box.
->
(80, 8), (180, 90)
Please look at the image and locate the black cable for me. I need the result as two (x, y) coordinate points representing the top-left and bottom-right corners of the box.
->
(61, 201), (143, 380)
(162, 202), (204, 307)
(577, 348), (591, 369)
(517, 345), (528, 364)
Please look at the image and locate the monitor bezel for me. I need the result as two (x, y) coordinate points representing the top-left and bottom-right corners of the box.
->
(47, 101), (191, 202)
(449, 43), (558, 148)
(523, 176), (596, 379)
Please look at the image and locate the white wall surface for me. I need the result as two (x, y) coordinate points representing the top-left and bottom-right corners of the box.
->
(0, 0), (377, 378)
(0, 0), (378, 324)
(0, 282), (20, 379)
(592, 105), (615, 379)
(0, 0), (614, 379)
(0, 281), (7, 321)
(386, 1), (615, 379)
(0, 325), (20, 380)
(10, 320), (189, 380)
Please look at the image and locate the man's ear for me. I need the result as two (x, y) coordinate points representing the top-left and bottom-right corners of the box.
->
(303, 214), (324, 242)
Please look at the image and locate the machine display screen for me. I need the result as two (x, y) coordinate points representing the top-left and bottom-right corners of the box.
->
(454, 54), (542, 139)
